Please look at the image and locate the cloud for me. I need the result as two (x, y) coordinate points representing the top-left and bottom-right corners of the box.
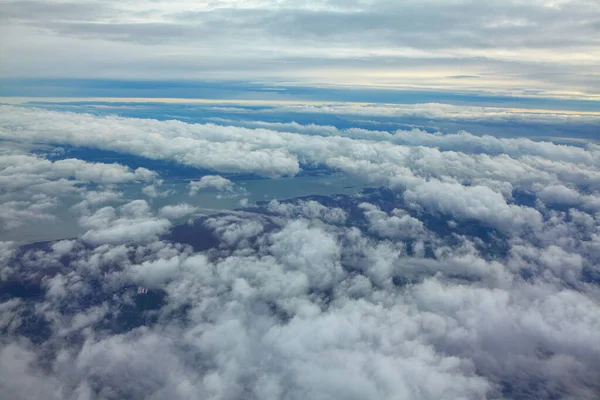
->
(28, 156), (143, 183)
(0, 145), (159, 233)
(79, 200), (172, 245)
(1, 103), (600, 399)
(359, 202), (427, 239)
(1, 189), (600, 399)
(2, 105), (599, 239)
(3, 106), (598, 194)
(203, 213), (266, 247)
(0, 151), (157, 192)
(0, 195), (58, 230)
(267, 199), (347, 224)
(0, 107), (301, 178)
(81, 190), (123, 206)
(0, 0), (598, 96)
(238, 104), (600, 129)
(0, 343), (62, 400)
(509, 244), (585, 284)
(70, 189), (124, 216)
(159, 203), (198, 219)
(142, 180), (172, 199)
(268, 219), (343, 290)
(536, 184), (581, 206)
(403, 180), (543, 232)
(2, 196), (599, 399)
(189, 175), (235, 195)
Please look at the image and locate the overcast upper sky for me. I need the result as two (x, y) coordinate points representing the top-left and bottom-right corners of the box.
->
(1, 0), (599, 99)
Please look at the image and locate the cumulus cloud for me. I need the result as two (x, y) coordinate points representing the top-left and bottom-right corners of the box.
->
(536, 184), (581, 206)
(0, 152), (157, 191)
(359, 202), (427, 239)
(0, 107), (301, 178)
(158, 203), (198, 219)
(1, 104), (600, 400)
(404, 180), (543, 232)
(79, 200), (172, 245)
(267, 199), (347, 224)
(3, 106), (598, 199)
(189, 175), (235, 195)
(81, 190), (123, 206)
(0, 195), (58, 230)
(203, 213), (266, 247)
(0, 145), (160, 234)
(2, 193), (599, 399)
(142, 181), (172, 199)
(268, 219), (343, 290)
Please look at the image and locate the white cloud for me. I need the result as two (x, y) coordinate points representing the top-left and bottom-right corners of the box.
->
(79, 200), (172, 245)
(204, 213), (265, 247)
(404, 180), (543, 232)
(82, 190), (123, 206)
(2, 105), (599, 245)
(0, 145), (161, 234)
(1, 195), (600, 399)
(0, 196), (58, 230)
(536, 184), (581, 206)
(4, 106), (598, 201)
(246, 104), (600, 131)
(267, 199), (347, 224)
(269, 220), (343, 289)
(0, 343), (62, 400)
(141, 179), (172, 199)
(189, 175), (235, 195)
(51, 239), (77, 256)
(159, 203), (198, 219)
(1, 103), (600, 399)
(360, 202), (426, 239)
(0, 152), (157, 191)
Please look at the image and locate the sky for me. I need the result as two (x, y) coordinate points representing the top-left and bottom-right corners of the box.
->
(1, 2), (600, 400)
(1, 0), (599, 100)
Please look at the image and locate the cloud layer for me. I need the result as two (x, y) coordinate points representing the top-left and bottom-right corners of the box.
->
(0, 104), (599, 399)
(1, 0), (599, 97)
